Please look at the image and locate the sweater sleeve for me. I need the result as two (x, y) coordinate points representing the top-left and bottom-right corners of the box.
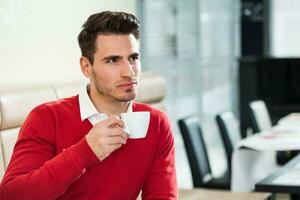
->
(142, 111), (178, 200)
(0, 105), (100, 200)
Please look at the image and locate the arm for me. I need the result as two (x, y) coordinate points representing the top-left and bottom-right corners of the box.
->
(142, 112), (178, 200)
(0, 105), (99, 200)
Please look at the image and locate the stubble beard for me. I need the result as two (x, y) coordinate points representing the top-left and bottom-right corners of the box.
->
(94, 78), (137, 103)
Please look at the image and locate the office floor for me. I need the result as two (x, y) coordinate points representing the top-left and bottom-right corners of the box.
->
(276, 194), (290, 200)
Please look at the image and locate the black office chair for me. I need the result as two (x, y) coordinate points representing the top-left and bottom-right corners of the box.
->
(215, 111), (241, 179)
(178, 116), (230, 189)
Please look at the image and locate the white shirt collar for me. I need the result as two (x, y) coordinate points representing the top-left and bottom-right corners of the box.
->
(78, 85), (133, 123)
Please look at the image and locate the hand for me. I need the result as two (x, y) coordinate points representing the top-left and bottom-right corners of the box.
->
(85, 115), (128, 161)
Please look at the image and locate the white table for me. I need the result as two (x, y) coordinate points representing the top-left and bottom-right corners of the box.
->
(231, 113), (300, 192)
(137, 189), (269, 200)
(255, 154), (300, 194)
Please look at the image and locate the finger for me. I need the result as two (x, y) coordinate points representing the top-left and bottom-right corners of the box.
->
(111, 144), (122, 151)
(96, 135), (126, 146)
(108, 136), (127, 145)
(100, 115), (124, 128)
(110, 121), (125, 128)
(109, 127), (129, 140)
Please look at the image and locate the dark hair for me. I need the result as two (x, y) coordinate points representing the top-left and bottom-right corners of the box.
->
(78, 11), (140, 64)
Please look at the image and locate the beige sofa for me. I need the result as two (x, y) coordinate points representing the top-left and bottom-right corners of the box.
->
(0, 72), (166, 180)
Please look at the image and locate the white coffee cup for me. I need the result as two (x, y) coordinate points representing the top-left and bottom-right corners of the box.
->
(121, 112), (150, 139)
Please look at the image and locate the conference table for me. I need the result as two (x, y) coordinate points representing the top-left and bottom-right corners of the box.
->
(231, 113), (300, 192)
(178, 188), (269, 200)
(138, 189), (269, 200)
(255, 154), (300, 194)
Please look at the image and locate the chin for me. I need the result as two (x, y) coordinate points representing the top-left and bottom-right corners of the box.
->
(116, 92), (136, 102)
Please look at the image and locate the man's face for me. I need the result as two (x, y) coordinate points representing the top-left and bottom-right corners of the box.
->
(87, 34), (141, 102)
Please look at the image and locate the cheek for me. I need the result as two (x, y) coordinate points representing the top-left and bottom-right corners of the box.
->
(93, 66), (111, 78)
(98, 73), (113, 83)
(96, 70), (118, 86)
(92, 70), (107, 83)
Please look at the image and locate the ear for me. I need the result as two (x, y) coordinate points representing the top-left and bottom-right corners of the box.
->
(80, 56), (92, 78)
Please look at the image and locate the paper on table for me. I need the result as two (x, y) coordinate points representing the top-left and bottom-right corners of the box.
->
(277, 113), (300, 131)
(279, 113), (300, 123)
(238, 130), (300, 151)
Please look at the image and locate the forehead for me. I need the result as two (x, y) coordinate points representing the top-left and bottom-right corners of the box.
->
(94, 34), (139, 56)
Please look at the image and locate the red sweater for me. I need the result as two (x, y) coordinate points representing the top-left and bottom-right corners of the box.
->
(0, 96), (177, 200)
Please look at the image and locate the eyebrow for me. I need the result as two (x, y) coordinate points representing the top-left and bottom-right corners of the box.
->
(102, 53), (140, 62)
(129, 53), (139, 58)
(102, 55), (121, 62)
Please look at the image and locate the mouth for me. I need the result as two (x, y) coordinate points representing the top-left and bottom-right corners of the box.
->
(118, 81), (138, 90)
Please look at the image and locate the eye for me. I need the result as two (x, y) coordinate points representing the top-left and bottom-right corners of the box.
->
(106, 57), (118, 63)
(129, 55), (139, 63)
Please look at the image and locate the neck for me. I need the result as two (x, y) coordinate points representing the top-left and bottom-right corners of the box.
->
(88, 86), (130, 117)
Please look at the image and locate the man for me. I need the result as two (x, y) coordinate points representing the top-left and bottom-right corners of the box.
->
(0, 11), (177, 199)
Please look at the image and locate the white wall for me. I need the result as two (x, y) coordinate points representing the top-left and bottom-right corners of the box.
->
(270, 0), (300, 57)
(0, 0), (136, 85)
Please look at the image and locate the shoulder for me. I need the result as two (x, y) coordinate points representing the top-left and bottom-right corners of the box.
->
(29, 95), (79, 118)
(21, 96), (79, 136)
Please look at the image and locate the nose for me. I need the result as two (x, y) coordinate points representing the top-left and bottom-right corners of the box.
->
(121, 60), (135, 78)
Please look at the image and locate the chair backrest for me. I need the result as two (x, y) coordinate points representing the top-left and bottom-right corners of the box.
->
(0, 136), (5, 180)
(135, 72), (166, 110)
(0, 86), (58, 180)
(215, 111), (241, 174)
(178, 116), (213, 187)
(52, 81), (86, 99)
(249, 100), (272, 132)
